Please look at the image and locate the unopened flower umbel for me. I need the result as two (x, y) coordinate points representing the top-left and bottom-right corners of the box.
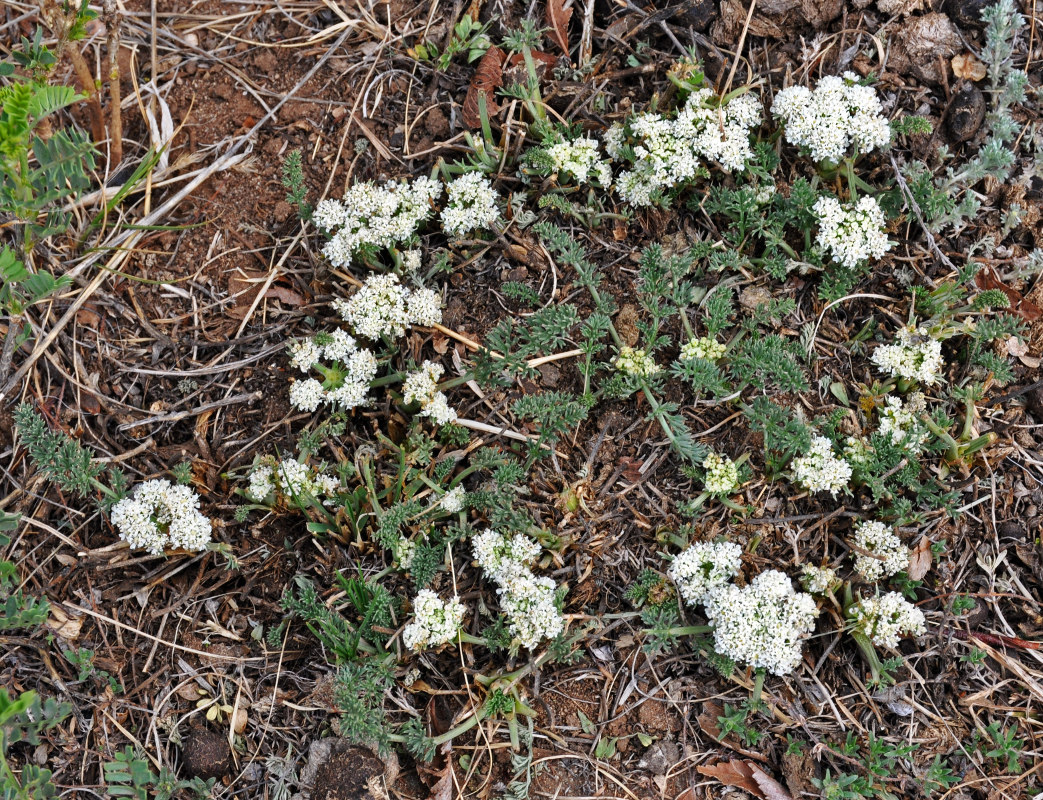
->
(704, 570), (819, 676)
(110, 480), (212, 555)
(314, 175), (442, 267)
(850, 591), (926, 648)
(613, 346), (659, 378)
(680, 336), (726, 361)
(439, 485), (466, 513)
(852, 520), (908, 581)
(403, 590), (466, 651)
(871, 326), (945, 385)
(792, 436), (852, 496)
(472, 529), (564, 649)
(702, 452), (740, 495)
(771, 72), (891, 164)
(813, 195), (892, 269)
(441, 173), (500, 236)
(669, 540), (742, 607)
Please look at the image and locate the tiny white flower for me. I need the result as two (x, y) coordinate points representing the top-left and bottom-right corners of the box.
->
(877, 393), (929, 449)
(852, 520), (908, 581)
(403, 361), (457, 425)
(440, 485), (466, 514)
(246, 458), (339, 506)
(850, 591), (926, 648)
(772, 73), (890, 164)
(472, 529), (563, 649)
(289, 379), (326, 412)
(402, 249), (422, 273)
(801, 564), (838, 595)
(546, 136), (613, 185)
(317, 175), (442, 266)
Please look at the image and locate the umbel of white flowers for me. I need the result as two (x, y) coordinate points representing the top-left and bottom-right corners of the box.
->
(110, 480), (212, 555)
(771, 72), (891, 164)
(403, 590), (466, 651)
(472, 529), (565, 650)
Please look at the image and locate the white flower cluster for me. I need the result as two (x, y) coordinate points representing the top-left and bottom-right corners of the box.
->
(704, 570), (819, 676)
(288, 329), (379, 413)
(313, 175), (442, 267)
(402, 360), (457, 425)
(547, 136), (613, 186)
(613, 346), (659, 378)
(792, 436), (852, 496)
(609, 89), (761, 206)
(333, 273), (441, 341)
(813, 196), (892, 269)
(850, 591), (926, 649)
(669, 540), (742, 607)
(871, 326), (944, 385)
(402, 249), (422, 273)
(680, 336), (726, 361)
(878, 393), (928, 449)
(702, 452), (740, 495)
(440, 173), (500, 236)
(801, 564), (838, 594)
(771, 72), (891, 164)
(440, 485), (466, 513)
(852, 520), (908, 581)
(246, 457), (339, 505)
(472, 529), (564, 649)
(403, 589), (466, 651)
(110, 480), (212, 555)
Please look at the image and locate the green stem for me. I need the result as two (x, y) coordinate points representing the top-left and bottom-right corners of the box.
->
(850, 629), (884, 684)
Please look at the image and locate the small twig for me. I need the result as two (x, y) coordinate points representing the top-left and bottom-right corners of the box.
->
(102, 0), (123, 168)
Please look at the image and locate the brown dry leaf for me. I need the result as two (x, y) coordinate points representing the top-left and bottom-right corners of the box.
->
(46, 607), (83, 640)
(462, 45), (505, 128)
(908, 537), (933, 581)
(697, 760), (793, 800)
(697, 760), (762, 796)
(546, 0), (573, 56)
(975, 266), (1043, 322)
(1005, 336), (1029, 357)
(748, 762), (795, 800)
(952, 52), (987, 81)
